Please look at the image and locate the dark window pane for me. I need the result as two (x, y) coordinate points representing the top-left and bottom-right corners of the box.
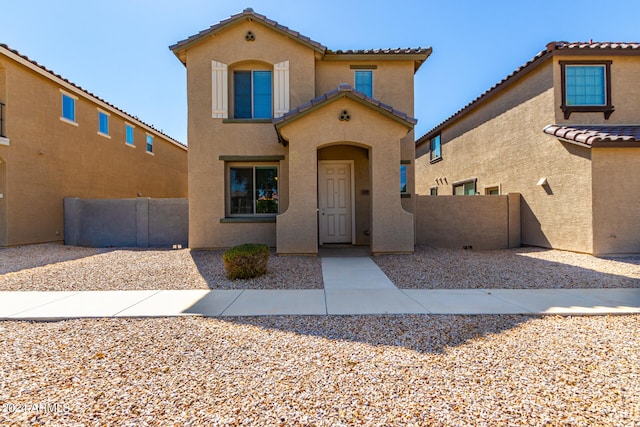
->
(234, 71), (252, 118)
(255, 166), (278, 213)
(230, 167), (254, 214)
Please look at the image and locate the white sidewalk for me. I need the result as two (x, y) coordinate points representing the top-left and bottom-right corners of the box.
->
(1, 258), (639, 319)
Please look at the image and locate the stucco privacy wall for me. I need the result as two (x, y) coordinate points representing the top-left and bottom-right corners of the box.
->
(416, 61), (595, 253)
(0, 48), (188, 246)
(276, 98), (414, 254)
(64, 198), (188, 248)
(591, 148), (640, 255)
(415, 194), (521, 250)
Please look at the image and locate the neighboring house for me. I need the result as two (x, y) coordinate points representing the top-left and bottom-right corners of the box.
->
(0, 44), (188, 247)
(415, 42), (640, 256)
(170, 8), (430, 254)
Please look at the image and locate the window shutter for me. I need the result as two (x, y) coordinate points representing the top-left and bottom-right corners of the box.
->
(273, 61), (290, 118)
(211, 60), (228, 118)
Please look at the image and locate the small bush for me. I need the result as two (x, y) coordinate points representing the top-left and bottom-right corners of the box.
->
(223, 243), (270, 280)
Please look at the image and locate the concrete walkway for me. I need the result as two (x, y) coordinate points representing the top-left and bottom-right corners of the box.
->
(1, 257), (639, 319)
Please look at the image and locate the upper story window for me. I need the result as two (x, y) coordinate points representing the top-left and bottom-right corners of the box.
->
(146, 134), (154, 153)
(61, 92), (77, 124)
(98, 110), (109, 136)
(125, 123), (135, 146)
(560, 61), (613, 119)
(234, 70), (272, 119)
(430, 134), (441, 162)
(354, 70), (373, 97)
(400, 164), (407, 194)
(212, 60), (289, 120)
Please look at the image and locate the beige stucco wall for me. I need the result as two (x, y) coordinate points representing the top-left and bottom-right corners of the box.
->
(0, 55), (188, 246)
(416, 61), (595, 253)
(592, 147), (640, 255)
(416, 193), (520, 250)
(183, 20), (308, 248)
(276, 98), (413, 254)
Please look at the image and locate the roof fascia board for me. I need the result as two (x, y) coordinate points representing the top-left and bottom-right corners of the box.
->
(0, 47), (186, 150)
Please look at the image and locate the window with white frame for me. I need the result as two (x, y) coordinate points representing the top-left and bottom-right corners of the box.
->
(430, 134), (441, 162)
(125, 123), (135, 146)
(228, 164), (278, 216)
(453, 179), (476, 196)
(61, 92), (76, 123)
(146, 134), (153, 153)
(98, 110), (109, 136)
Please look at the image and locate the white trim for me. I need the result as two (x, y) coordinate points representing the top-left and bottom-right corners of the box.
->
(60, 116), (78, 126)
(97, 131), (111, 139)
(318, 160), (356, 245)
(0, 136), (9, 146)
(273, 60), (290, 117)
(0, 46), (186, 150)
(211, 60), (228, 118)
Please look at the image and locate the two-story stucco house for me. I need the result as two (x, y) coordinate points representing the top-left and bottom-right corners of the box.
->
(416, 42), (640, 256)
(171, 8), (430, 254)
(0, 44), (188, 247)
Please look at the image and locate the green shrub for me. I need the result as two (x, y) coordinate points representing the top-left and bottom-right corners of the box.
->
(223, 243), (270, 280)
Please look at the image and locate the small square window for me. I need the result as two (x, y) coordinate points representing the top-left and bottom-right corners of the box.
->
(485, 186), (499, 195)
(430, 187), (438, 196)
(125, 124), (135, 145)
(61, 93), (76, 122)
(146, 134), (153, 153)
(453, 179), (476, 196)
(354, 70), (373, 97)
(430, 134), (441, 161)
(560, 61), (613, 119)
(98, 111), (109, 136)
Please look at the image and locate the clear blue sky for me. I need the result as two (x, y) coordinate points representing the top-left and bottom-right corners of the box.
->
(2, 1), (639, 143)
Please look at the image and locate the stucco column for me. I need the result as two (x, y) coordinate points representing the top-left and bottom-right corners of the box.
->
(370, 145), (414, 254)
(276, 138), (318, 255)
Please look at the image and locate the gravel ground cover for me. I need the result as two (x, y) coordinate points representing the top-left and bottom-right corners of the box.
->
(0, 314), (638, 426)
(375, 246), (640, 289)
(0, 244), (323, 291)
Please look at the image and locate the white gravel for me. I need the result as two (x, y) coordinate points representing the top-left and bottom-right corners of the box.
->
(0, 315), (638, 426)
(0, 244), (323, 291)
(375, 246), (640, 289)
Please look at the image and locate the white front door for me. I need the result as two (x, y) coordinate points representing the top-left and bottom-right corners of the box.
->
(318, 161), (353, 244)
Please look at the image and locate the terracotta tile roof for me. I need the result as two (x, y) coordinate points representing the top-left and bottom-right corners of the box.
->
(170, 8), (327, 56)
(328, 47), (432, 56)
(417, 41), (640, 146)
(548, 41), (640, 51)
(543, 124), (640, 147)
(273, 84), (416, 144)
(0, 43), (185, 148)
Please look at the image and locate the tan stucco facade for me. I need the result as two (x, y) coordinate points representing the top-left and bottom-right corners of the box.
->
(416, 45), (640, 255)
(0, 47), (188, 246)
(173, 9), (428, 254)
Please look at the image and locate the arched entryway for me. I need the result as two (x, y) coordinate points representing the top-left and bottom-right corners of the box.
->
(317, 144), (370, 247)
(0, 156), (6, 246)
